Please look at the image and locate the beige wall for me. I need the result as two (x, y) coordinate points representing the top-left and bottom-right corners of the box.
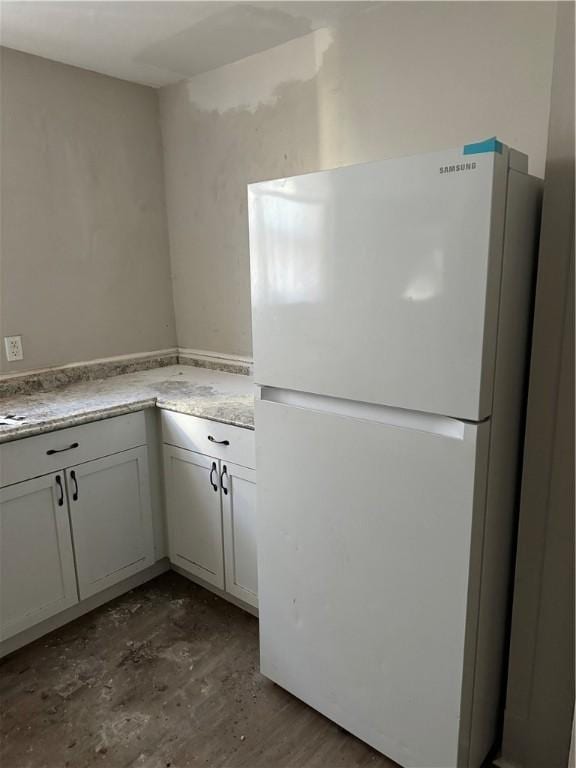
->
(159, 1), (556, 358)
(499, 2), (574, 766)
(0, 48), (176, 373)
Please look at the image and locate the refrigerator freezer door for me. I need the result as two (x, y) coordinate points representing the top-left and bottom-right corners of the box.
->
(255, 399), (491, 768)
(249, 148), (508, 421)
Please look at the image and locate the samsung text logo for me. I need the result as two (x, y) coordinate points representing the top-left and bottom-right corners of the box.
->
(439, 162), (477, 174)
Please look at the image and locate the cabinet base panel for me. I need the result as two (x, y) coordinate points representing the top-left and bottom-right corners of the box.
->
(1, 560), (257, 657)
(0, 559), (170, 658)
(171, 564), (258, 618)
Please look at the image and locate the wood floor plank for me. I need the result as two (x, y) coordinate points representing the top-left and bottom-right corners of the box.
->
(0, 572), (398, 768)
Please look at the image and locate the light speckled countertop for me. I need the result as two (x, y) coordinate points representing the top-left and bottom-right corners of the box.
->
(0, 366), (255, 444)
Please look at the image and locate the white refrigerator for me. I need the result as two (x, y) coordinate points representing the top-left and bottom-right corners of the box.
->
(248, 140), (541, 768)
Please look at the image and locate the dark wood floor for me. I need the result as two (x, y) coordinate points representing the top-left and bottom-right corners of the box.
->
(0, 572), (398, 768)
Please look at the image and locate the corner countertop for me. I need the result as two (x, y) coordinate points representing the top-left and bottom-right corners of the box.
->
(0, 366), (255, 444)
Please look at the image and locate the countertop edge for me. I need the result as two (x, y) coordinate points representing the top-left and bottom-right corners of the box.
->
(157, 402), (255, 432)
(0, 399), (255, 445)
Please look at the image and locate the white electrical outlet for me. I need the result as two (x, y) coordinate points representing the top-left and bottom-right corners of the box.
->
(4, 335), (23, 362)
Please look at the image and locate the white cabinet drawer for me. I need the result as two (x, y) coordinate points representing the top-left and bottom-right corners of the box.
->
(161, 411), (255, 469)
(0, 412), (147, 488)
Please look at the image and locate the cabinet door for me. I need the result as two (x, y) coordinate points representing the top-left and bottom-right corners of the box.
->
(221, 462), (258, 607)
(163, 445), (224, 589)
(0, 474), (78, 640)
(67, 447), (154, 599)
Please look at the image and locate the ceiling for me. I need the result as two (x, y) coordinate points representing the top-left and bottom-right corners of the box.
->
(0, 1), (376, 87)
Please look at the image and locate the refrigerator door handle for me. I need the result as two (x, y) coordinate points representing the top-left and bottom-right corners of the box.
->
(260, 387), (472, 440)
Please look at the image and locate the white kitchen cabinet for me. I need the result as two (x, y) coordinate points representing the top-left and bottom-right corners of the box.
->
(162, 411), (258, 610)
(0, 407), (256, 652)
(221, 462), (258, 607)
(67, 447), (154, 599)
(163, 444), (225, 589)
(0, 473), (78, 640)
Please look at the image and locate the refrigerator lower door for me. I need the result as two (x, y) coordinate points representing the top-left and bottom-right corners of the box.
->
(256, 399), (490, 768)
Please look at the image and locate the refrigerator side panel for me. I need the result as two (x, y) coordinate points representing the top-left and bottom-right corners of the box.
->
(459, 171), (542, 767)
(477, 150), (512, 417)
(249, 147), (505, 420)
(255, 399), (491, 768)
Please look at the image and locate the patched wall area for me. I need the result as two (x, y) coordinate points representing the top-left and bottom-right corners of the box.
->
(159, 1), (556, 358)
